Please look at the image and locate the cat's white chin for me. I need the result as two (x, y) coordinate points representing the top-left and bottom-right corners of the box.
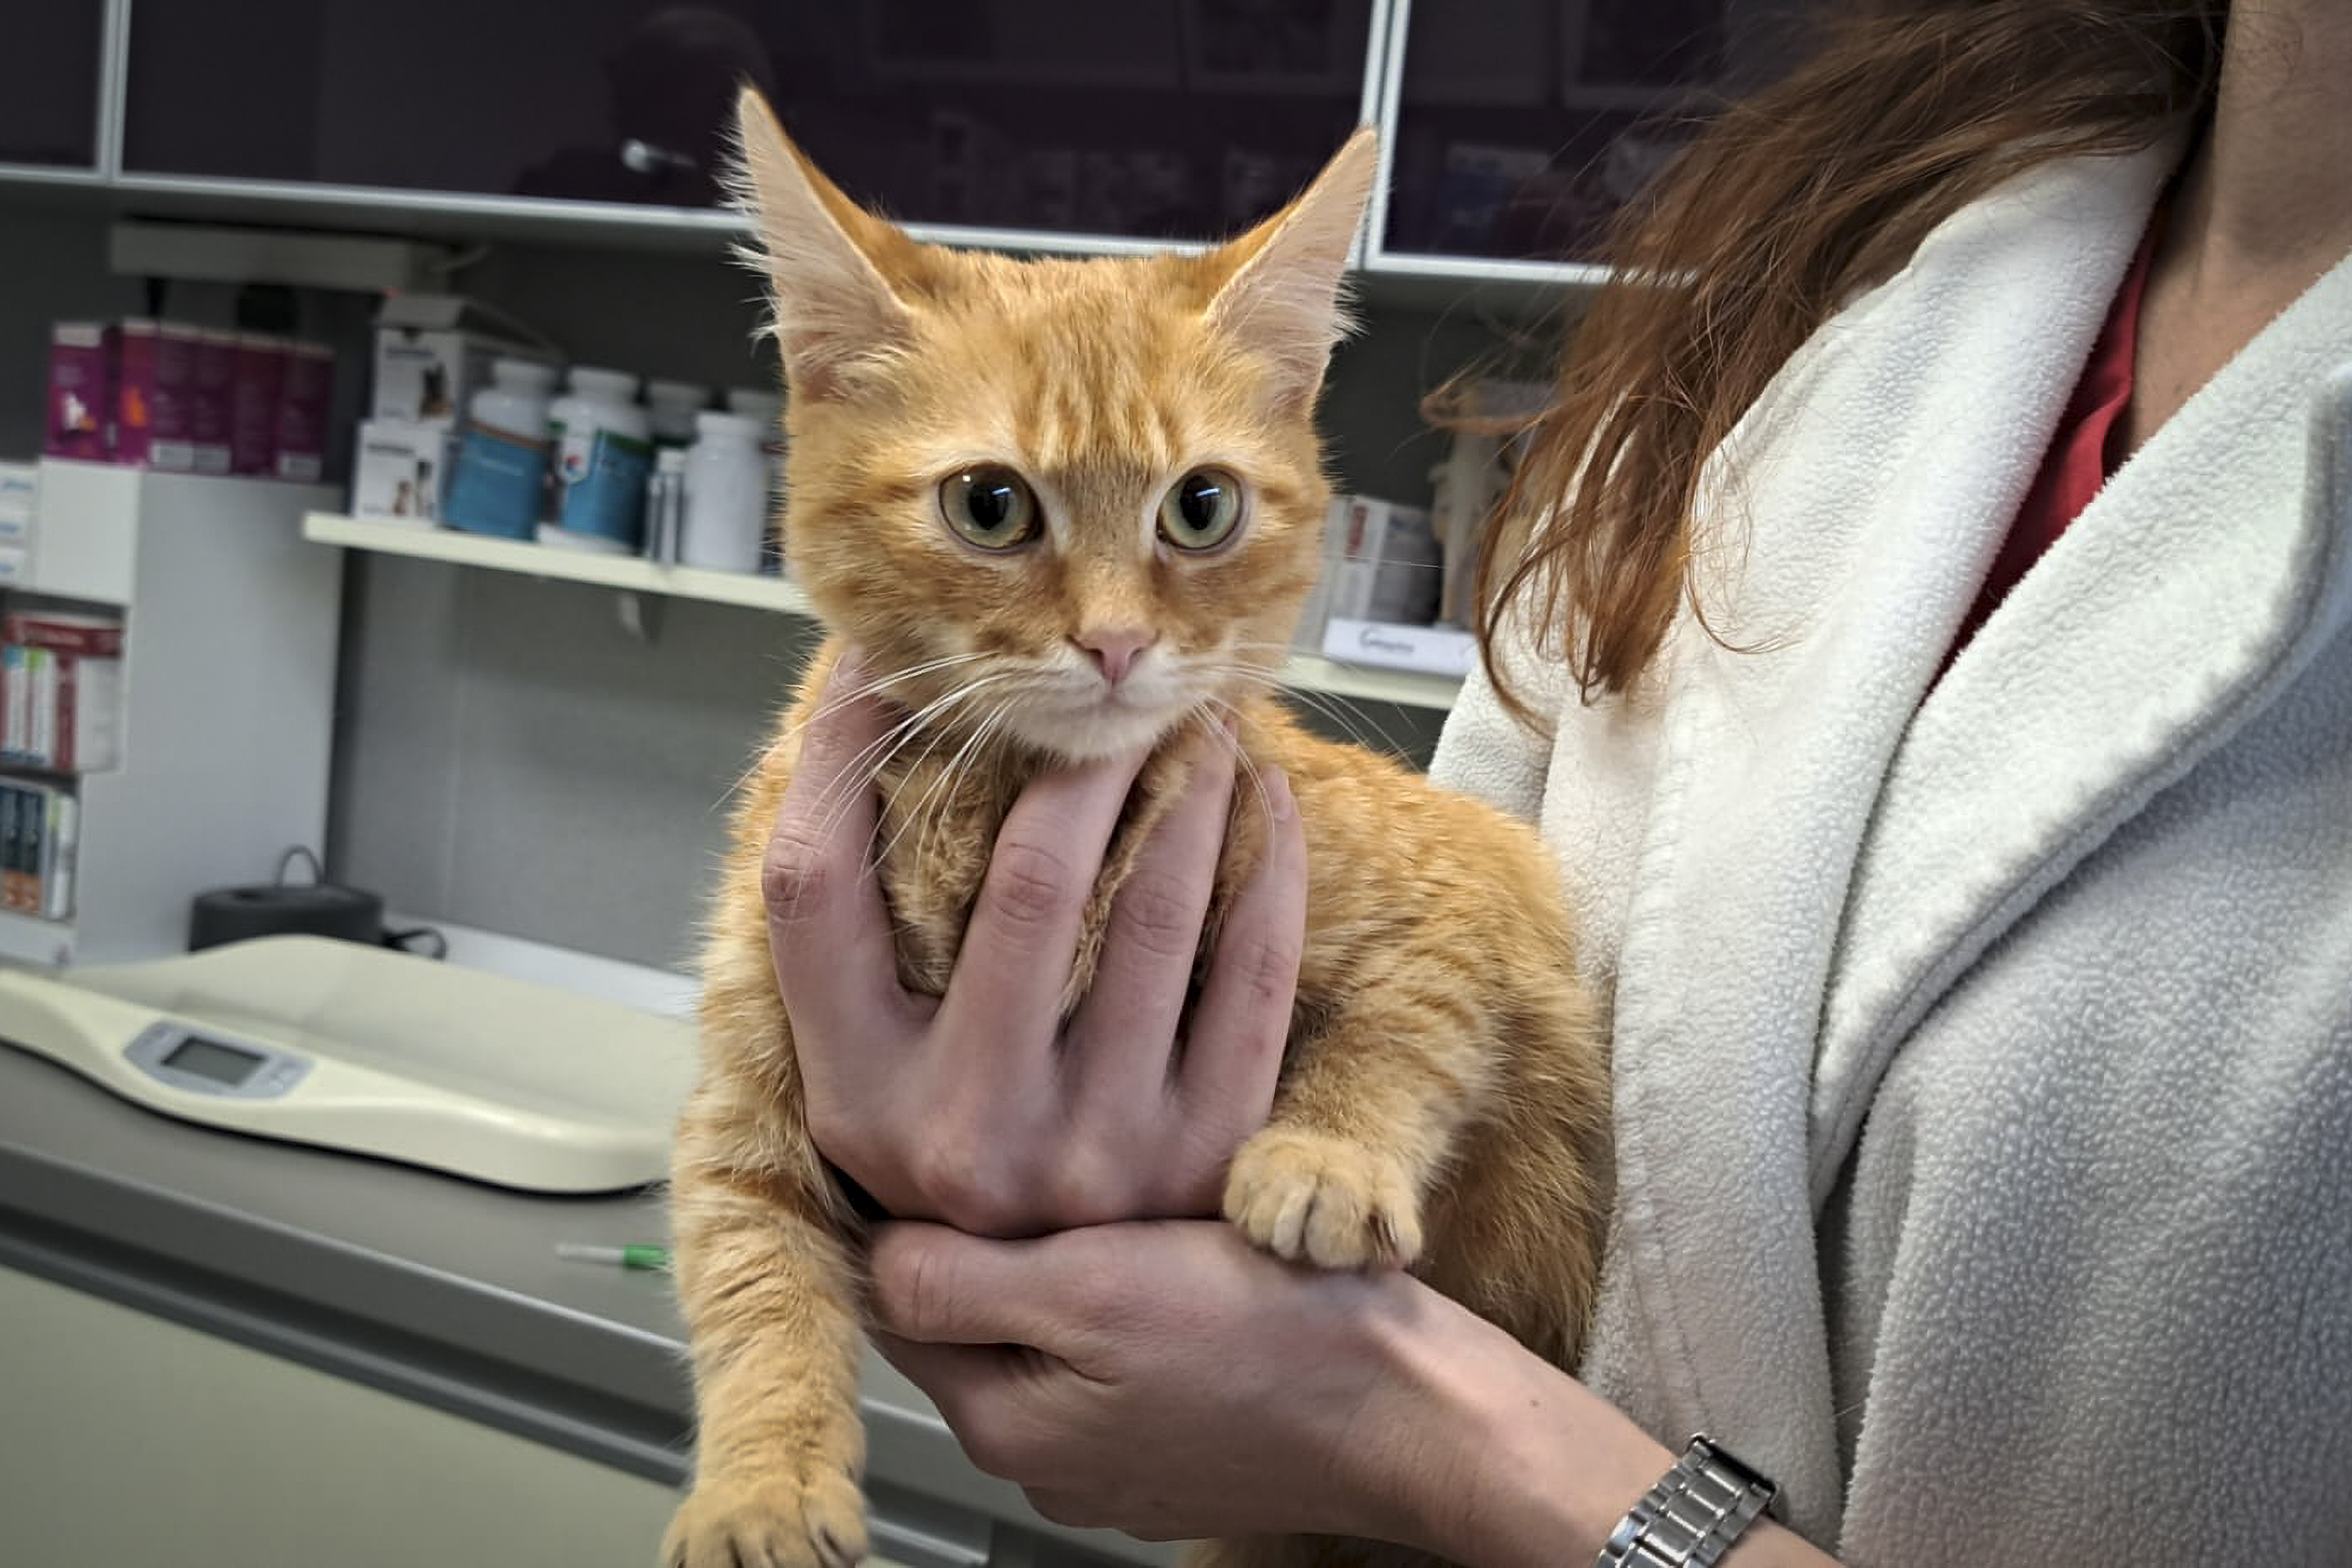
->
(1008, 701), (1193, 764)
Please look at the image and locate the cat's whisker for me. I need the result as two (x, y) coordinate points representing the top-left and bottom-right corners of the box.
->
(764, 650), (1000, 750)
(1193, 697), (1278, 836)
(1228, 651), (1416, 758)
(870, 691), (1021, 878)
(708, 652), (1008, 820)
(811, 674), (1026, 860)
(1208, 661), (1410, 759)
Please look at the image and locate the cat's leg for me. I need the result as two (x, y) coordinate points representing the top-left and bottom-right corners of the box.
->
(1221, 973), (1500, 1272)
(661, 1055), (869, 1568)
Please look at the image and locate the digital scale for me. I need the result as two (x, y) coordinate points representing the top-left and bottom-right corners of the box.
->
(0, 935), (700, 1193)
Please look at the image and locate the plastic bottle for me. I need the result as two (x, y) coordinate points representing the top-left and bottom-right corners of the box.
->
(680, 410), (770, 573)
(444, 358), (558, 539)
(645, 380), (708, 448)
(725, 386), (787, 545)
(725, 386), (781, 439)
(643, 447), (688, 563)
(541, 366), (654, 555)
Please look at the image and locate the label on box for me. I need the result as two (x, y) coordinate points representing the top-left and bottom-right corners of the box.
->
(444, 422), (551, 539)
(1319, 618), (1477, 678)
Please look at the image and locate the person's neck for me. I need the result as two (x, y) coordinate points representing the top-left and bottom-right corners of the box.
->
(2126, 0), (2352, 453)
(2174, 0), (2352, 280)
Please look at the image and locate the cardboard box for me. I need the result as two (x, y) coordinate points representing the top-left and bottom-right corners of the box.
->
(1324, 495), (1441, 627)
(229, 334), (287, 477)
(189, 329), (237, 476)
(0, 463), (36, 546)
(351, 418), (455, 524)
(274, 341), (336, 482)
(371, 295), (551, 426)
(116, 319), (204, 471)
(44, 323), (112, 461)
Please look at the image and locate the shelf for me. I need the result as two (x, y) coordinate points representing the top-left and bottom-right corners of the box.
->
(302, 513), (806, 614)
(303, 513), (1463, 712)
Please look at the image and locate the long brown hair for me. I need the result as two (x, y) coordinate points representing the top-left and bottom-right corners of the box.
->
(1475, 0), (2226, 720)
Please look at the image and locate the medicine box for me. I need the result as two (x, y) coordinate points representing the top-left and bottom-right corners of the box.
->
(372, 295), (551, 426)
(352, 419), (456, 524)
(115, 319), (204, 471)
(44, 324), (111, 461)
(0, 463), (36, 548)
(1323, 495), (1441, 628)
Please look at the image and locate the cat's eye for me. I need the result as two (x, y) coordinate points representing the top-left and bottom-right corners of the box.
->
(939, 466), (1040, 550)
(1157, 468), (1244, 551)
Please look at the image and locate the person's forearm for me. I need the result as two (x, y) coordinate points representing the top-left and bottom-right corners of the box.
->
(1368, 1299), (1840, 1568)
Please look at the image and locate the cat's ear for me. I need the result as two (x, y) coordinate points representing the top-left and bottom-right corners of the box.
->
(729, 87), (917, 402)
(1202, 127), (1379, 411)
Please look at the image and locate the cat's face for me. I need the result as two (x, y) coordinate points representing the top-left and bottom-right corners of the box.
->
(733, 91), (1377, 763)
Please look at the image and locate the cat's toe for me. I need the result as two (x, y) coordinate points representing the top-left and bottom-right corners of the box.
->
(661, 1467), (867, 1568)
(1222, 1127), (1424, 1271)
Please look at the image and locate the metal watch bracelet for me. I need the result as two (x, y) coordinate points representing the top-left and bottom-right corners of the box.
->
(1593, 1435), (1779, 1568)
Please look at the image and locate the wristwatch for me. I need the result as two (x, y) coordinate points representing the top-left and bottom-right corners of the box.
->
(1593, 1435), (1779, 1568)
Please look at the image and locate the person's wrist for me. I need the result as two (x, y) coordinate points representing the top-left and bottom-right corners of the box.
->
(1365, 1291), (1676, 1568)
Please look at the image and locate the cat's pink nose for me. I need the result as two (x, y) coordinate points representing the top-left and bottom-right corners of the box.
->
(1074, 628), (1157, 685)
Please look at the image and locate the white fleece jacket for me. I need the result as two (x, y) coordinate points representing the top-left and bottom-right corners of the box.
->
(1430, 144), (2352, 1564)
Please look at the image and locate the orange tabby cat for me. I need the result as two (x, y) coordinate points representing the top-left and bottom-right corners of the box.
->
(664, 89), (1612, 1568)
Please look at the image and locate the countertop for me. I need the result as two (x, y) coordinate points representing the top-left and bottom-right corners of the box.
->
(0, 1033), (1167, 1568)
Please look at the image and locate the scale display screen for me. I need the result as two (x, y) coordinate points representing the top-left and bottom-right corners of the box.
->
(122, 1022), (306, 1100)
(161, 1035), (267, 1087)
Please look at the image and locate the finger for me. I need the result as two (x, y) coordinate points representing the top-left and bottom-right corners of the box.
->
(939, 746), (1149, 1054)
(1177, 764), (1303, 1145)
(1065, 720), (1237, 1106)
(765, 648), (910, 1049)
(870, 1330), (1063, 1491)
(869, 1223), (1075, 1348)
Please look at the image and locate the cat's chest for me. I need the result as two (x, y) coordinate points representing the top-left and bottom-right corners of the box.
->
(871, 746), (1193, 1006)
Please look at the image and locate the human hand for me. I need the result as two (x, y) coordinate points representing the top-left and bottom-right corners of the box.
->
(764, 649), (1309, 1235)
(867, 1218), (1497, 1547)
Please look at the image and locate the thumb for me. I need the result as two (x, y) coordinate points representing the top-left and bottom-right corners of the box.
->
(869, 1222), (1084, 1349)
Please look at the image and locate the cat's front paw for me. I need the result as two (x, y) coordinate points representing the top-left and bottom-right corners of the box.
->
(1222, 1126), (1424, 1271)
(661, 1466), (867, 1568)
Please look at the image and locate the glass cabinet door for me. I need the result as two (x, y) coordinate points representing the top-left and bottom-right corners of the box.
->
(1379, 0), (1815, 266)
(0, 4), (106, 171)
(120, 0), (1377, 244)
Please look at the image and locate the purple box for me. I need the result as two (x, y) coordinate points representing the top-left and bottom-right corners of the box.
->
(44, 322), (113, 461)
(273, 341), (336, 482)
(190, 330), (237, 476)
(230, 334), (287, 477)
(115, 319), (202, 471)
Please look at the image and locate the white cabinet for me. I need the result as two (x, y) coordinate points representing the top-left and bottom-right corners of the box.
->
(0, 460), (339, 966)
(0, 1265), (679, 1568)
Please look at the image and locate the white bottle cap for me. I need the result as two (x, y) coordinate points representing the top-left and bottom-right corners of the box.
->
(725, 387), (782, 423)
(567, 365), (639, 402)
(493, 358), (560, 392)
(693, 410), (763, 443)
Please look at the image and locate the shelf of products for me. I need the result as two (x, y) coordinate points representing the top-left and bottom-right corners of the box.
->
(302, 512), (1464, 713)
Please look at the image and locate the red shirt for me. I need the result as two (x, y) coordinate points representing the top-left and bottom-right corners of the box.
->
(1942, 228), (2158, 669)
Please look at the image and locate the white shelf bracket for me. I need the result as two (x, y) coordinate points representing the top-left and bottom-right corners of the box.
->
(615, 589), (664, 643)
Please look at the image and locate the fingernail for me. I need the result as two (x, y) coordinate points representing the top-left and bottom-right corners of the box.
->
(1261, 765), (1294, 821)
